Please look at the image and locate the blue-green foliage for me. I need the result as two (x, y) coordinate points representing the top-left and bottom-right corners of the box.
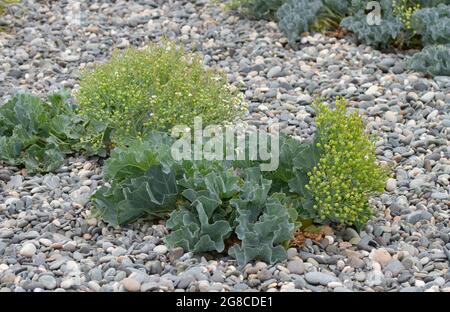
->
(264, 134), (320, 219)
(276, 0), (323, 44)
(167, 161), (298, 265)
(0, 92), (85, 173)
(412, 4), (450, 46)
(408, 44), (450, 76)
(92, 165), (179, 226)
(91, 131), (319, 265)
(340, 0), (403, 49)
(227, 169), (294, 265)
(101, 132), (179, 184)
(165, 168), (238, 254)
(166, 166), (296, 266)
(91, 132), (181, 225)
(340, 14), (403, 48)
(228, 0), (449, 76)
(322, 0), (350, 15)
(229, 194), (294, 265)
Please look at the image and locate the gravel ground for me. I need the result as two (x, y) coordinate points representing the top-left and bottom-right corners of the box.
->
(0, 0), (449, 292)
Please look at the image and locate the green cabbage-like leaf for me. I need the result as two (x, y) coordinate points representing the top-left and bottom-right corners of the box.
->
(229, 195), (294, 266)
(230, 167), (272, 221)
(23, 145), (65, 173)
(340, 12), (403, 49)
(0, 92), (85, 173)
(408, 44), (450, 76)
(178, 160), (232, 190)
(91, 165), (178, 226)
(276, 0), (323, 44)
(165, 199), (232, 253)
(166, 167), (295, 263)
(412, 4), (450, 46)
(0, 135), (23, 164)
(165, 170), (236, 253)
(103, 132), (177, 184)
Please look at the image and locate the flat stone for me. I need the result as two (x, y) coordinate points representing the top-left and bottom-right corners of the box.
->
(406, 211), (432, 224)
(177, 274), (195, 289)
(153, 245), (168, 255)
(38, 275), (57, 290)
(385, 111), (398, 123)
(287, 260), (305, 275)
(1, 272), (16, 285)
(305, 272), (339, 286)
(366, 270), (385, 287)
(431, 192), (448, 200)
(122, 278), (141, 292)
(370, 248), (392, 267)
(384, 259), (404, 276)
(167, 247), (184, 261)
(267, 66), (283, 78)
(365, 85), (379, 96)
(421, 91), (434, 103)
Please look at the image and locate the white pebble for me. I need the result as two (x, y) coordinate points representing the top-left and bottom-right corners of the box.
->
(20, 243), (36, 257)
(0, 263), (9, 273)
(385, 178), (397, 192)
(415, 280), (425, 287)
(327, 281), (343, 288)
(325, 235), (334, 245)
(153, 245), (168, 255)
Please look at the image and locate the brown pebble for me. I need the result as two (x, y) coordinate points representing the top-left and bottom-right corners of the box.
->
(122, 278), (141, 292)
(51, 243), (63, 249)
(393, 154), (402, 163)
(424, 159), (432, 172)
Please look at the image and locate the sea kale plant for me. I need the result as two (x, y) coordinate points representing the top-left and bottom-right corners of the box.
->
(228, 0), (351, 44)
(76, 40), (245, 155)
(91, 98), (388, 265)
(0, 92), (85, 173)
(340, 0), (405, 49)
(411, 3), (450, 46)
(166, 166), (296, 266)
(91, 132), (181, 225)
(276, 0), (323, 44)
(91, 131), (298, 265)
(225, 0), (450, 76)
(408, 44), (450, 76)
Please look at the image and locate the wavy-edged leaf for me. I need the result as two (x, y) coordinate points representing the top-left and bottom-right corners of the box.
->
(0, 92), (85, 173)
(412, 4), (450, 46)
(229, 195), (294, 266)
(91, 165), (178, 226)
(408, 44), (450, 76)
(340, 11), (403, 49)
(276, 0), (323, 44)
(104, 131), (182, 183)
